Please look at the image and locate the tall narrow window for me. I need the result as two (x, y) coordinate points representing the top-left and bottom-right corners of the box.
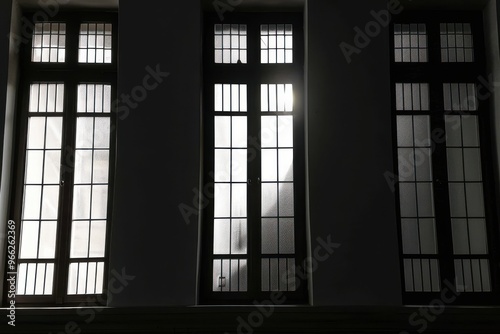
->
(5, 13), (117, 305)
(391, 12), (499, 304)
(201, 14), (307, 304)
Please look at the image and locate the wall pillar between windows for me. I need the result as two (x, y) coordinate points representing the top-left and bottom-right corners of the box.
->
(306, 0), (402, 305)
(0, 0), (18, 303)
(109, 0), (202, 306)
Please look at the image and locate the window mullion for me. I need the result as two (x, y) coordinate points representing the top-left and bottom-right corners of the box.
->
(53, 78), (77, 304)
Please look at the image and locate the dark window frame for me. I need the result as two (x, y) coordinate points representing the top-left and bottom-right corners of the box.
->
(200, 12), (308, 305)
(3, 11), (118, 306)
(390, 10), (500, 305)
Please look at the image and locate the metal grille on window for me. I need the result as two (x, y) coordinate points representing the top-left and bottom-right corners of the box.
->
(441, 23), (474, 62)
(32, 23), (66, 63)
(394, 24), (427, 63)
(261, 24), (293, 64)
(261, 83), (296, 291)
(214, 24), (247, 64)
(67, 84), (111, 295)
(79, 23), (113, 64)
(445, 115), (491, 292)
(16, 83), (64, 295)
(212, 83), (248, 292)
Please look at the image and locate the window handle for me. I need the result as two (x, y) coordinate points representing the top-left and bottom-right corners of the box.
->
(248, 178), (261, 184)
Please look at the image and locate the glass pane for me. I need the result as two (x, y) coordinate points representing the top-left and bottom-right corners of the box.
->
(279, 218), (295, 254)
(401, 219), (420, 254)
(262, 149), (277, 182)
(261, 116), (277, 148)
(93, 150), (110, 183)
(413, 116), (430, 144)
(445, 115), (462, 147)
(95, 262), (105, 293)
(27, 118), (46, 149)
(231, 183), (247, 217)
(214, 219), (230, 254)
(415, 148), (432, 182)
(231, 219), (247, 254)
(447, 148), (464, 181)
(419, 218), (437, 254)
(398, 149), (415, 182)
(466, 183), (485, 217)
(23, 186), (42, 220)
(77, 262), (88, 294)
(215, 116), (230, 147)
(45, 117), (63, 149)
(70, 220), (90, 258)
(214, 183), (230, 218)
(214, 149), (230, 182)
(41, 185), (59, 219)
(278, 149), (293, 182)
(449, 183), (467, 217)
(462, 116), (480, 147)
(94, 118), (110, 148)
(38, 220), (57, 258)
(44, 263), (54, 294)
(468, 219), (488, 254)
(76, 118), (94, 149)
(44, 150), (61, 184)
(74, 150), (93, 184)
(278, 183), (294, 216)
(91, 185), (108, 219)
(463, 148), (482, 182)
(25, 151), (44, 184)
(452, 218), (469, 254)
(232, 116), (247, 147)
(20, 221), (39, 259)
(416, 183), (434, 217)
(399, 183), (417, 217)
(262, 183), (278, 217)
(89, 220), (107, 257)
(67, 263), (78, 294)
(86, 262), (97, 293)
(397, 116), (413, 147)
(278, 116), (293, 147)
(72, 185), (91, 219)
(262, 218), (278, 254)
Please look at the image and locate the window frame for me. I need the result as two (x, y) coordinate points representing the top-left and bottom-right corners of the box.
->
(390, 10), (500, 305)
(199, 12), (308, 305)
(3, 11), (118, 306)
